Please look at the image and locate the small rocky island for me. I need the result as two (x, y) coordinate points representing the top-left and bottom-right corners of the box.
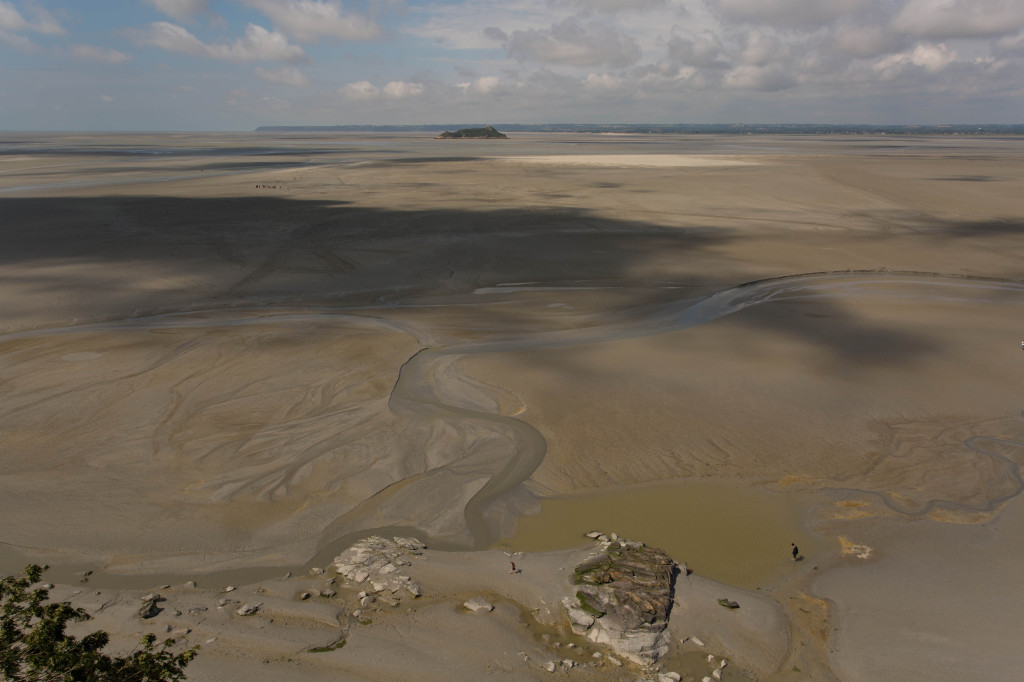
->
(564, 532), (677, 665)
(435, 125), (508, 139)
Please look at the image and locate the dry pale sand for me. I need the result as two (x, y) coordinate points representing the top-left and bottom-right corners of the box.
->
(2, 132), (1024, 680)
(503, 154), (758, 167)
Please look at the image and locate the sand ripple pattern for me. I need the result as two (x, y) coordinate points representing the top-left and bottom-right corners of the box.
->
(2, 271), (1024, 573)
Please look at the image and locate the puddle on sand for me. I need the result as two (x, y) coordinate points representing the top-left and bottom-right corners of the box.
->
(497, 479), (825, 590)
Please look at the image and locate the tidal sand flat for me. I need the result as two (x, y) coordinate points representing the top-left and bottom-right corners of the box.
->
(2, 132), (1024, 680)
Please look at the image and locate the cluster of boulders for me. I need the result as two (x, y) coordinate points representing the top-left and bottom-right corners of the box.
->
(562, 532), (677, 666)
(331, 536), (425, 601)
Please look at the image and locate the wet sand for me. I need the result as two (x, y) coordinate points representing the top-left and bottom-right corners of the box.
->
(497, 479), (823, 590)
(2, 131), (1024, 680)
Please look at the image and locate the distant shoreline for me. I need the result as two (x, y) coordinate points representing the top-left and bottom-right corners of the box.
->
(255, 123), (1024, 135)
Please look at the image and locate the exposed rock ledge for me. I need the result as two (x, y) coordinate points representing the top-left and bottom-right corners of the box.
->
(563, 532), (677, 665)
(332, 536), (425, 599)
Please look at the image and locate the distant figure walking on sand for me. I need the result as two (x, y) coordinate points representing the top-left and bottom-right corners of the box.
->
(1020, 339), (1023, 351)
(509, 561), (517, 574)
(791, 543), (800, 561)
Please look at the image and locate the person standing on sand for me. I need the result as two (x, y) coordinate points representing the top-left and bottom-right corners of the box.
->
(791, 543), (799, 561)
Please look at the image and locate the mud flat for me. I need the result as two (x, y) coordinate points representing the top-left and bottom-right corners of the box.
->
(2, 132), (1024, 680)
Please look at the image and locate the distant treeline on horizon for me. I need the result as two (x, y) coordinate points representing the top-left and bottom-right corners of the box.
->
(255, 123), (1024, 135)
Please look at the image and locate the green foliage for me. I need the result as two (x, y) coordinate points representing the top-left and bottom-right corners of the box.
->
(436, 126), (508, 139)
(1, 565), (198, 681)
(572, 558), (613, 586)
(575, 592), (605, 618)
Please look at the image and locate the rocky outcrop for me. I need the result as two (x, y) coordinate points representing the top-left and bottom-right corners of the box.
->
(563, 534), (677, 665)
(138, 594), (161, 619)
(463, 597), (494, 613)
(435, 125), (508, 139)
(332, 536), (425, 599)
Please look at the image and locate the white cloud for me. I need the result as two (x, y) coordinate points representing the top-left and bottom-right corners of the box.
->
(457, 75), (502, 94)
(71, 44), (133, 63)
(225, 88), (292, 109)
(505, 16), (641, 67)
(144, 0), (211, 21)
(831, 24), (905, 59)
(552, 0), (667, 12)
(893, 0), (1024, 40)
(582, 72), (624, 90)
(666, 30), (729, 69)
(723, 63), (799, 90)
(130, 21), (206, 55)
(130, 22), (308, 63)
(382, 81), (426, 98)
(737, 30), (789, 67)
(243, 0), (380, 42)
(340, 80), (426, 100)
(255, 66), (311, 86)
(342, 80), (380, 100)
(0, 1), (64, 35)
(873, 42), (957, 78)
(0, 27), (36, 51)
(996, 30), (1024, 53)
(408, 0), (566, 50)
(710, 0), (868, 28)
(261, 95), (292, 110)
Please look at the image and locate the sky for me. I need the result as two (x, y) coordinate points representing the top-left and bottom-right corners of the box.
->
(0, 0), (1022, 130)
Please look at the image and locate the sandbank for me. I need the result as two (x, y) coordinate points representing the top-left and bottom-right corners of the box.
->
(502, 154), (758, 167)
(2, 132), (1024, 680)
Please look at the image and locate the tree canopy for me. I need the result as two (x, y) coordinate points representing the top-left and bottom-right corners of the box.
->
(1, 565), (197, 682)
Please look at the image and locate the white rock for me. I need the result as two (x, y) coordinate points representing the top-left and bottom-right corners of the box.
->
(222, 586), (236, 593)
(607, 656), (622, 666)
(561, 659), (574, 669)
(309, 567), (325, 575)
(379, 563), (398, 574)
(719, 659), (728, 669)
(708, 654), (716, 663)
(351, 569), (369, 583)
(236, 603), (260, 616)
(712, 670), (722, 680)
(659, 674), (682, 682)
(464, 597), (494, 613)
(299, 592), (311, 601)
(321, 588), (337, 598)
(692, 636), (705, 647)
(544, 662), (556, 673)
(393, 537), (426, 551)
(586, 531), (604, 539)
(359, 595), (375, 608)
(404, 581), (422, 598)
